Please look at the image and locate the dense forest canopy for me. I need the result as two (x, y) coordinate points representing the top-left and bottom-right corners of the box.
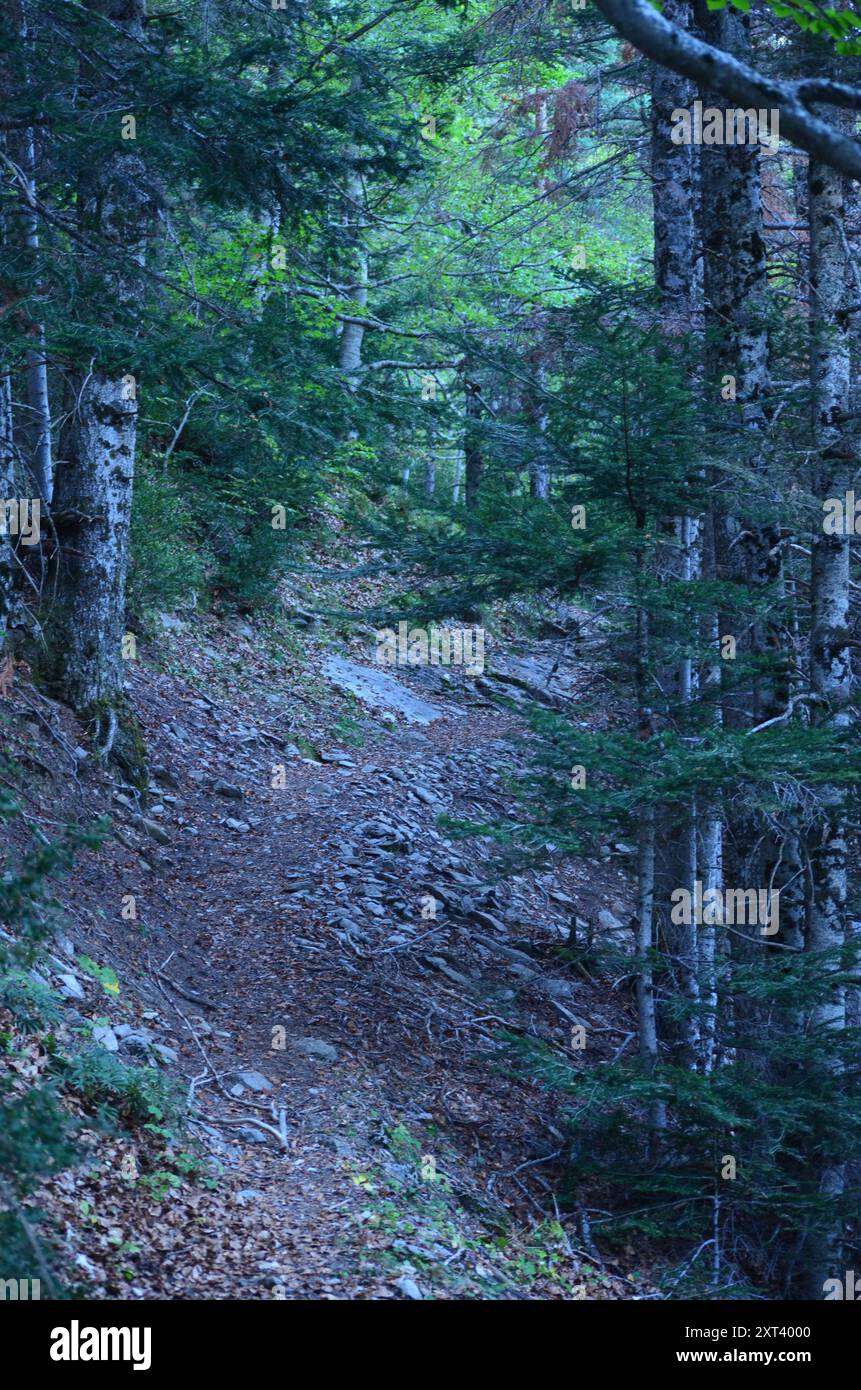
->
(2, 0), (861, 1315)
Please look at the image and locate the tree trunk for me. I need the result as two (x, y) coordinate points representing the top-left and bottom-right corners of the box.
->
(424, 422), (436, 499)
(10, 0), (52, 500)
(650, 0), (696, 322)
(338, 161), (368, 391)
(50, 0), (153, 781)
(464, 377), (482, 511)
(650, 3), (702, 1067)
(0, 368), (16, 650)
(800, 146), (853, 1297)
(527, 351), (550, 500)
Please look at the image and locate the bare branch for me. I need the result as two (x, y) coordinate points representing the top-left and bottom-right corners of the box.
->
(591, 0), (861, 180)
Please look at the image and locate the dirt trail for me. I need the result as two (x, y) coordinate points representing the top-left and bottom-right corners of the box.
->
(5, 620), (642, 1299)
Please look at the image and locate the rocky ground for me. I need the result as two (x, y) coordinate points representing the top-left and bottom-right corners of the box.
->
(1, 597), (655, 1300)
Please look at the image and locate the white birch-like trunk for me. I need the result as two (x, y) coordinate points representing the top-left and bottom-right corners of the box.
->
(51, 0), (153, 776)
(424, 423), (436, 499)
(528, 356), (550, 500)
(452, 453), (463, 506)
(651, 4), (703, 1067)
(338, 158), (368, 392)
(0, 370), (16, 648)
(802, 148), (852, 1294)
(698, 804), (722, 1075)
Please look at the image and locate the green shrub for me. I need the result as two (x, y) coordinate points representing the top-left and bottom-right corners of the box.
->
(0, 971), (61, 1031)
(128, 460), (208, 621)
(60, 1049), (187, 1131)
(0, 784), (88, 1287)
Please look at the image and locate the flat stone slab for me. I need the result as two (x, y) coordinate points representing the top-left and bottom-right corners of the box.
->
(489, 651), (578, 698)
(323, 656), (458, 726)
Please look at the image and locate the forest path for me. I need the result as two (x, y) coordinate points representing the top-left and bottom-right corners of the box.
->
(19, 620), (638, 1298)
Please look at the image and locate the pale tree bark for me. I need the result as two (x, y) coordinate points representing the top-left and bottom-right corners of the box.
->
(50, 0), (155, 780)
(697, 2), (786, 731)
(697, 797), (722, 1075)
(0, 369), (16, 650)
(633, 513), (664, 1133)
(338, 160), (369, 391)
(650, 1), (703, 1068)
(694, 4), (800, 1073)
(338, 81), (369, 398)
(11, 0), (52, 501)
(636, 804), (659, 1072)
(636, 704), (666, 1138)
(527, 354), (550, 501)
(451, 453), (463, 506)
(424, 421), (436, 499)
(801, 145), (853, 1296)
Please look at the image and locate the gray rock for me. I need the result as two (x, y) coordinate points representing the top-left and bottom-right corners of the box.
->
(539, 977), (575, 1000)
(151, 764), (180, 789)
(58, 974), (85, 1000)
(225, 818), (251, 833)
(139, 816), (171, 846)
(117, 1032), (154, 1059)
(323, 655), (457, 727)
(213, 779), (243, 799)
(92, 1025), (119, 1052)
(598, 909), (625, 934)
(359, 818), (398, 839)
(394, 1276), (423, 1300)
(469, 909), (506, 934)
(230, 1070), (273, 1093)
(425, 956), (474, 988)
(152, 1043), (179, 1064)
(326, 1137), (354, 1158)
(235, 1126), (267, 1144)
(116, 1024), (155, 1042)
(292, 1037), (338, 1062)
